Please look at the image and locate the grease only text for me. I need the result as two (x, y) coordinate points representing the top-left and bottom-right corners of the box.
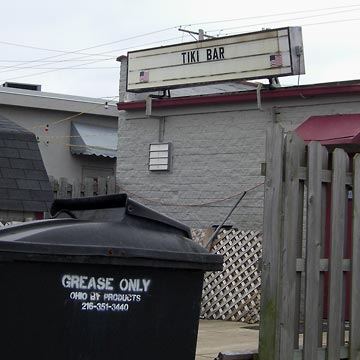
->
(61, 274), (151, 313)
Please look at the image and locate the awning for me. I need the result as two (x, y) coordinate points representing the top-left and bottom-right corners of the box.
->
(296, 114), (360, 145)
(70, 122), (117, 158)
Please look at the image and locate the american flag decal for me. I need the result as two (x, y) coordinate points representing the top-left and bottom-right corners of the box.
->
(270, 54), (282, 67)
(139, 71), (149, 83)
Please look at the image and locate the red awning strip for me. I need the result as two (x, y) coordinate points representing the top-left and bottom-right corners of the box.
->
(295, 114), (360, 145)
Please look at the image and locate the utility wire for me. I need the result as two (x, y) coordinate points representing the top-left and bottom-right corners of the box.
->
(0, 65), (118, 70)
(0, 26), (178, 74)
(0, 35), (184, 79)
(1, 3), (357, 67)
(0, 59), (113, 63)
(1, 57), (119, 82)
(45, 140), (115, 152)
(181, 3), (360, 27)
(205, 7), (360, 34)
(0, 35), (183, 71)
(1, 4), (358, 81)
(38, 133), (116, 139)
(0, 40), (112, 58)
(30, 95), (118, 132)
(223, 17), (360, 36)
(1, 4), (357, 74)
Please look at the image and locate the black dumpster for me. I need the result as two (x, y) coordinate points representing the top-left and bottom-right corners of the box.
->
(0, 194), (222, 360)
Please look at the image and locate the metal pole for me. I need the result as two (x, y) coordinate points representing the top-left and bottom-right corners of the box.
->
(206, 191), (247, 249)
(178, 28), (215, 40)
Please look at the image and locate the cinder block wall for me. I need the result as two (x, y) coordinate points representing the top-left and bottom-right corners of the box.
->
(117, 94), (360, 230)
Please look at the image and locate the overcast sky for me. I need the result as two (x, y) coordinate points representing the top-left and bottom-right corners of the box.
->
(1, 0), (359, 99)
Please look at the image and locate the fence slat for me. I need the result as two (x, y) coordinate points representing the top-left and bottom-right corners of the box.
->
(259, 124), (284, 360)
(350, 154), (360, 360)
(50, 176), (117, 199)
(72, 179), (81, 198)
(327, 148), (349, 360)
(84, 178), (94, 197)
(97, 177), (107, 195)
(107, 176), (116, 194)
(58, 177), (69, 199)
(303, 142), (328, 358)
(278, 133), (305, 360)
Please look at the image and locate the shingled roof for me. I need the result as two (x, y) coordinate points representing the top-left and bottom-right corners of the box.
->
(0, 114), (53, 218)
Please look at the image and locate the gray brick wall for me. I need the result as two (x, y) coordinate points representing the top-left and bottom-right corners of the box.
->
(117, 94), (360, 230)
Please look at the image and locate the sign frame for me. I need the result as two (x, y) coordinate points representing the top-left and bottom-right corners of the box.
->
(126, 27), (305, 93)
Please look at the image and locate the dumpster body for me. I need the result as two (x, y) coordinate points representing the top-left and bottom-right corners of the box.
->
(0, 195), (222, 360)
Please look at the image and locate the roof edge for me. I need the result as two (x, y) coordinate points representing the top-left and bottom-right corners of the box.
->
(117, 80), (360, 111)
(0, 87), (118, 117)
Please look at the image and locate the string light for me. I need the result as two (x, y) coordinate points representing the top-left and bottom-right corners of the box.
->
(45, 140), (115, 152)
(37, 133), (116, 140)
(30, 95), (118, 132)
(118, 182), (265, 208)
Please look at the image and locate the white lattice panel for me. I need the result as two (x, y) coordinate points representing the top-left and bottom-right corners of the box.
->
(201, 229), (262, 323)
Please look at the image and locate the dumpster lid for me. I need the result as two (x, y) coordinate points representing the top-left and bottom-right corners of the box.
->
(0, 194), (223, 271)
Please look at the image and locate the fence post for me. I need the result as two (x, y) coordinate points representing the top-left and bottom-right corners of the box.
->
(303, 142), (328, 358)
(350, 154), (360, 360)
(259, 124), (284, 360)
(327, 148), (349, 360)
(278, 132), (305, 360)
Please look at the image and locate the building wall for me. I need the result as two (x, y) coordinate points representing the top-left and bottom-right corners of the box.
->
(116, 93), (360, 230)
(0, 104), (117, 182)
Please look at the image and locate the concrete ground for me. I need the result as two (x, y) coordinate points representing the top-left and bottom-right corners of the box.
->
(195, 320), (259, 360)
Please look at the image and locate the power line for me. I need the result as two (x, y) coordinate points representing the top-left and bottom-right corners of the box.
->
(0, 65), (118, 70)
(4, 5), (354, 76)
(0, 35), (185, 82)
(2, 7), (354, 83)
(30, 95), (118, 132)
(0, 57), (117, 82)
(38, 133), (116, 139)
(44, 140), (115, 152)
(302, 16), (360, 27)
(0, 58), (114, 63)
(223, 17), (360, 37)
(0, 35), (184, 74)
(0, 40), (112, 58)
(1, 4), (359, 82)
(180, 3), (360, 28)
(2, 3), (356, 69)
(0, 35), (185, 77)
(0, 26), (178, 75)
(205, 7), (360, 34)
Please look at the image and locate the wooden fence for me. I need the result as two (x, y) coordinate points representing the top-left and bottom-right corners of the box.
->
(50, 176), (118, 199)
(201, 229), (262, 323)
(259, 125), (360, 360)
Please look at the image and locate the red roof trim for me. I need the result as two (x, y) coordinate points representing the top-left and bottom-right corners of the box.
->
(296, 114), (360, 145)
(117, 83), (360, 111)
